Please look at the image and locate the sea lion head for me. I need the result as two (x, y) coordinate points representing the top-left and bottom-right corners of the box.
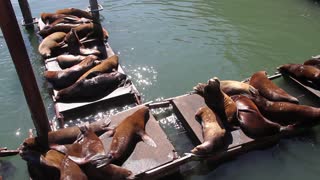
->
(204, 77), (221, 96)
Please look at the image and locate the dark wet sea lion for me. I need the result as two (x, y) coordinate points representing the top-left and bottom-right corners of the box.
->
(56, 54), (86, 69)
(202, 77), (238, 126)
(77, 55), (119, 82)
(38, 32), (66, 58)
(44, 55), (98, 89)
(194, 80), (258, 96)
(191, 106), (226, 155)
(56, 8), (93, 19)
(304, 58), (320, 69)
(231, 95), (293, 138)
(22, 119), (111, 149)
(21, 150), (87, 180)
(249, 71), (299, 104)
(104, 106), (156, 165)
(50, 125), (133, 180)
(246, 91), (320, 126)
(56, 71), (127, 101)
(278, 64), (320, 86)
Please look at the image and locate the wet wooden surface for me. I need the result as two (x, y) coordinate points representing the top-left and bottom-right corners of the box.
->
(99, 105), (176, 176)
(287, 75), (320, 98)
(172, 94), (254, 149)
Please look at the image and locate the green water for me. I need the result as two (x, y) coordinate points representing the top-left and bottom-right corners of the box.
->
(1, 0), (320, 179)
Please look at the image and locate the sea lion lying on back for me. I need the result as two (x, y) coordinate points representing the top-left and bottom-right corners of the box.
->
(51, 125), (133, 180)
(56, 54), (86, 69)
(38, 32), (66, 58)
(21, 150), (88, 180)
(246, 90), (320, 127)
(249, 71), (299, 104)
(191, 106), (226, 155)
(66, 28), (101, 56)
(44, 55), (98, 89)
(194, 79), (257, 96)
(56, 71), (127, 102)
(231, 95), (294, 138)
(278, 64), (320, 87)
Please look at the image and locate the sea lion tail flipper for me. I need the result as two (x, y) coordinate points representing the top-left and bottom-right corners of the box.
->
(139, 131), (157, 147)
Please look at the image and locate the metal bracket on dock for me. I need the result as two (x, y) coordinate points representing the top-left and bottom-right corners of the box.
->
(21, 17), (38, 26)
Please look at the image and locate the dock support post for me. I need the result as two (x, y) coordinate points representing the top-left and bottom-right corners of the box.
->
(0, 0), (51, 148)
(18, 0), (34, 29)
(89, 0), (100, 21)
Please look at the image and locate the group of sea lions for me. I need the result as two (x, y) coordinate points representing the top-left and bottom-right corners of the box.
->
(37, 8), (127, 102)
(192, 70), (320, 155)
(20, 106), (156, 180)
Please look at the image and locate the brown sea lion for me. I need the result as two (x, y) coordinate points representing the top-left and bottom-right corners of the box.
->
(246, 90), (320, 127)
(39, 24), (77, 38)
(56, 54), (86, 69)
(278, 64), (320, 86)
(194, 80), (258, 96)
(56, 71), (127, 102)
(44, 55), (98, 89)
(249, 71), (299, 104)
(22, 119), (111, 149)
(38, 32), (66, 58)
(56, 8), (93, 20)
(66, 28), (101, 56)
(64, 23), (109, 43)
(191, 106), (226, 155)
(50, 125), (133, 180)
(202, 77), (238, 127)
(231, 95), (293, 138)
(40, 13), (79, 25)
(304, 58), (320, 69)
(103, 106), (157, 165)
(77, 55), (119, 82)
(21, 150), (87, 180)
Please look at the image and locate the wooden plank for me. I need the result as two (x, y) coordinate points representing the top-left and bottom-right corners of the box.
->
(99, 105), (176, 176)
(172, 94), (254, 149)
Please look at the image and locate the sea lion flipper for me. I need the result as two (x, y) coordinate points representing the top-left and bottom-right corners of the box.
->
(193, 83), (206, 96)
(140, 132), (157, 147)
(105, 128), (115, 137)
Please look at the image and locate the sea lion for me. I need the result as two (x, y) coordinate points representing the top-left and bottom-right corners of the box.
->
(21, 150), (87, 180)
(64, 23), (109, 43)
(40, 13), (79, 25)
(22, 119), (111, 150)
(50, 125), (133, 180)
(38, 32), (66, 58)
(44, 55), (98, 89)
(77, 55), (119, 82)
(56, 71), (127, 102)
(191, 106), (226, 155)
(246, 90), (320, 127)
(249, 71), (299, 104)
(56, 8), (93, 20)
(201, 77), (238, 127)
(39, 24), (77, 38)
(56, 54), (86, 69)
(231, 95), (293, 138)
(194, 80), (258, 96)
(304, 58), (320, 69)
(278, 64), (320, 86)
(66, 28), (101, 56)
(103, 106), (157, 165)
